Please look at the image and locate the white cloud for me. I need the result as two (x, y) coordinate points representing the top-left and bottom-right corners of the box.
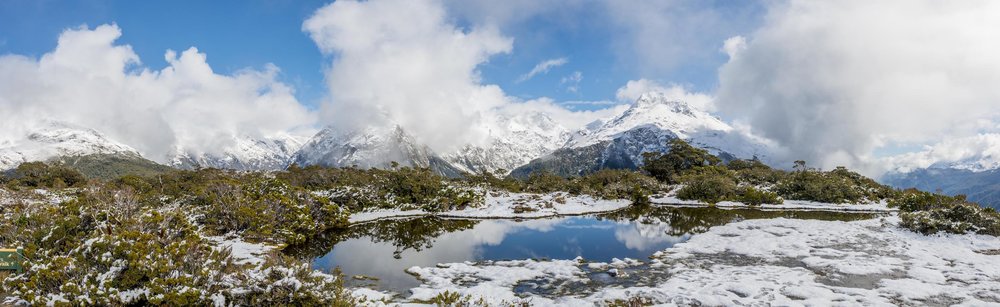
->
(716, 1), (1000, 174)
(721, 36), (746, 59)
(615, 79), (715, 112)
(304, 0), (621, 152)
(560, 71), (582, 93)
(518, 57), (568, 82)
(304, 0), (514, 152)
(886, 134), (1000, 174)
(0, 24), (316, 163)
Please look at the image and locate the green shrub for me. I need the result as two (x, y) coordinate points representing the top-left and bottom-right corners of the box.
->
(728, 159), (787, 187)
(900, 203), (1000, 236)
(0, 184), (356, 306)
(6, 161), (87, 189)
(675, 166), (738, 204)
(774, 166), (894, 204)
(738, 186), (783, 206)
(523, 171), (571, 194)
(642, 139), (721, 183)
(888, 188), (964, 212)
(200, 174), (349, 245)
(573, 169), (662, 200)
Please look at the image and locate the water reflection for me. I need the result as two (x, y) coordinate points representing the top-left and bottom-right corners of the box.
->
(292, 205), (880, 293)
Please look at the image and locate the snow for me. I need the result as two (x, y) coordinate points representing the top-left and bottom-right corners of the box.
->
(443, 111), (571, 175)
(0, 121), (139, 170)
(292, 125), (445, 172)
(349, 209), (430, 224)
(405, 259), (589, 305)
(293, 90), (776, 176)
(170, 132), (308, 170)
(205, 236), (274, 265)
(399, 216), (1000, 306)
(346, 191), (631, 224)
(651, 190), (897, 212)
(443, 191), (631, 219)
(350, 288), (395, 304)
(565, 91), (775, 164)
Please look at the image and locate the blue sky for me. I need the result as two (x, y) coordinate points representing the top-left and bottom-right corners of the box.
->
(0, 0), (759, 110)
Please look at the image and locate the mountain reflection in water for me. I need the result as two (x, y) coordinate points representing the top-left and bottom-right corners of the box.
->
(286, 205), (880, 293)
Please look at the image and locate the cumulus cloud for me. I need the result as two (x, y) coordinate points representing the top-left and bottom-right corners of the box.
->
(716, 0), (1000, 174)
(0, 24), (316, 163)
(304, 0), (516, 152)
(615, 79), (715, 111)
(518, 57), (568, 82)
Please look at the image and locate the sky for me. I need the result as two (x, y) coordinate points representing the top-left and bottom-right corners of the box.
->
(0, 0), (759, 109)
(2, 0), (1000, 175)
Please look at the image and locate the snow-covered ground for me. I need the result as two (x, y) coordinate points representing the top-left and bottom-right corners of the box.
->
(205, 236), (274, 265)
(401, 216), (1000, 306)
(348, 191), (632, 224)
(652, 192), (897, 212)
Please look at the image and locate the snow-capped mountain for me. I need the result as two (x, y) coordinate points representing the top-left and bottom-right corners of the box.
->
(511, 92), (774, 177)
(0, 121), (140, 170)
(572, 92), (770, 160)
(291, 125), (465, 177)
(170, 133), (307, 171)
(444, 112), (571, 174)
(568, 92), (728, 148)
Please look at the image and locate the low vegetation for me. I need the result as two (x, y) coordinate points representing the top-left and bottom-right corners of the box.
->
(891, 189), (1000, 236)
(3, 138), (999, 304)
(642, 139), (893, 206)
(0, 182), (356, 305)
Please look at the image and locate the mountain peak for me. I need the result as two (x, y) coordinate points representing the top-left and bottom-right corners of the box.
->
(632, 91), (697, 117)
(567, 91), (729, 148)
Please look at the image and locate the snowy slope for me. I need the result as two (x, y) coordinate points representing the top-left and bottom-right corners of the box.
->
(0, 121), (140, 170)
(444, 112), (570, 174)
(571, 92), (771, 161)
(291, 125), (464, 177)
(512, 92), (775, 177)
(170, 133), (307, 171)
(292, 91), (775, 177)
(568, 92), (730, 148)
(292, 110), (570, 176)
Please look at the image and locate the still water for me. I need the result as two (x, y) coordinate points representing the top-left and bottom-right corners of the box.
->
(287, 206), (880, 293)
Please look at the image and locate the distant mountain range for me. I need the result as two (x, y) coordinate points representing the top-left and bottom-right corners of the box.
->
(0, 91), (773, 180)
(880, 135), (1000, 209)
(883, 168), (1000, 210)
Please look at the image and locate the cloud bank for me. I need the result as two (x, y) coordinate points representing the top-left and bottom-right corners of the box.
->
(0, 24), (316, 163)
(716, 0), (1000, 173)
